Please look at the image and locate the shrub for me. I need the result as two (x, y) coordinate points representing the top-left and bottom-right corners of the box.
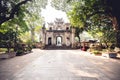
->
(16, 43), (32, 56)
(16, 50), (24, 56)
(26, 45), (32, 52)
(16, 43), (24, 56)
(92, 50), (102, 55)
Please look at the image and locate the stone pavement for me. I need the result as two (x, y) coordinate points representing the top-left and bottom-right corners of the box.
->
(0, 49), (120, 80)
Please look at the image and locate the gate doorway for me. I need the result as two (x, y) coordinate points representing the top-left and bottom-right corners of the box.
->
(48, 37), (52, 45)
(56, 36), (62, 46)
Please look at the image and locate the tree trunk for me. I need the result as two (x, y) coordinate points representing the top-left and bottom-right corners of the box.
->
(31, 27), (35, 43)
(116, 31), (120, 48)
(77, 36), (82, 49)
(7, 41), (11, 53)
(104, 41), (108, 49)
(78, 36), (80, 43)
(112, 16), (120, 48)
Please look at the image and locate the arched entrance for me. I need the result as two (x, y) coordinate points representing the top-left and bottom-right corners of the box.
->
(48, 37), (52, 45)
(56, 36), (62, 46)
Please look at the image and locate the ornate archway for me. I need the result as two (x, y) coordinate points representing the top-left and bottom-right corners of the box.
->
(56, 36), (62, 46)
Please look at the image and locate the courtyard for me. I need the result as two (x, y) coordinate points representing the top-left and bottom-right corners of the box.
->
(0, 49), (120, 80)
(1, 0), (120, 80)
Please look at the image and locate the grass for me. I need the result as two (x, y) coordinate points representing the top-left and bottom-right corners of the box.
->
(0, 48), (7, 54)
(0, 48), (14, 54)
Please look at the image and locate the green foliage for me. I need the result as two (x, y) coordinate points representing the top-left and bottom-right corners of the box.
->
(0, 0), (48, 54)
(0, 29), (16, 53)
(23, 0), (46, 43)
(19, 32), (31, 42)
(0, 0), (47, 44)
(52, 0), (120, 47)
(67, 2), (85, 27)
(92, 50), (102, 55)
(74, 27), (84, 42)
(0, 0), (32, 24)
(16, 43), (25, 56)
(35, 25), (42, 34)
(16, 50), (24, 56)
(67, 0), (116, 46)
(51, 0), (73, 12)
(87, 21), (116, 45)
(16, 43), (32, 56)
(0, 48), (7, 53)
(67, 0), (108, 28)
(0, 5), (29, 34)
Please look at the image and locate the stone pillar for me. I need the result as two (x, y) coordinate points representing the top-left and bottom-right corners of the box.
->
(51, 32), (54, 45)
(42, 27), (46, 46)
(45, 33), (49, 45)
(53, 33), (56, 45)
(71, 28), (75, 48)
(64, 32), (66, 46)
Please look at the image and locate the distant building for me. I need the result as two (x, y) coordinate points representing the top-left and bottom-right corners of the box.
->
(40, 18), (75, 48)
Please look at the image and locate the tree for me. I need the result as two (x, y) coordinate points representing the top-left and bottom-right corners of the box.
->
(74, 27), (84, 42)
(0, 0), (47, 25)
(88, 24), (116, 48)
(0, 0), (48, 52)
(23, 0), (47, 42)
(0, 0), (31, 25)
(106, 0), (120, 47)
(51, 0), (73, 12)
(0, 27), (16, 52)
(67, 0), (120, 48)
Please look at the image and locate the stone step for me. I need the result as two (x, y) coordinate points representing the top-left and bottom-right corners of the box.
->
(44, 45), (71, 50)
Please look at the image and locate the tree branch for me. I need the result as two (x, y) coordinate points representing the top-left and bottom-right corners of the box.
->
(0, 0), (32, 25)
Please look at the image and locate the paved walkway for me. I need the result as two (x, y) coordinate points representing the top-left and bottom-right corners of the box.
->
(0, 49), (120, 80)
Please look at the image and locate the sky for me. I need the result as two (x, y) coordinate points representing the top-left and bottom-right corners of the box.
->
(40, 0), (94, 41)
(41, 0), (69, 23)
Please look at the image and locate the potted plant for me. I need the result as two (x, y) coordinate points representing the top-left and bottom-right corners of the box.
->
(102, 49), (117, 58)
